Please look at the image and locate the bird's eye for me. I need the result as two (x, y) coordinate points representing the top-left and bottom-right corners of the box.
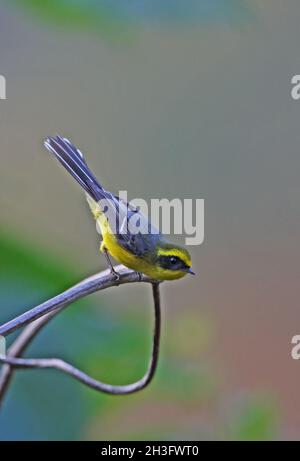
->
(169, 256), (178, 265)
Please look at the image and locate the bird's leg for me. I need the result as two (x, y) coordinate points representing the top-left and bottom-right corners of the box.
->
(135, 272), (143, 281)
(103, 248), (120, 280)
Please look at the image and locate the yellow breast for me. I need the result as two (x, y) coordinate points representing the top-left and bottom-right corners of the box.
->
(87, 194), (187, 280)
(101, 229), (186, 280)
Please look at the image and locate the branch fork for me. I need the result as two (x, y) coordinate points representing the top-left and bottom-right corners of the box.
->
(0, 265), (162, 406)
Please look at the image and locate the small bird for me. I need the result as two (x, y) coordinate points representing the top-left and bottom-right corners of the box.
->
(44, 136), (194, 280)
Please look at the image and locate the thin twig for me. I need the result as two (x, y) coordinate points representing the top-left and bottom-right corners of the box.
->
(0, 266), (155, 337)
(0, 310), (58, 404)
(0, 266), (162, 405)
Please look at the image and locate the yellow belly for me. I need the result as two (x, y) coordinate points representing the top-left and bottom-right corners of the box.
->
(88, 197), (186, 281)
(101, 225), (186, 281)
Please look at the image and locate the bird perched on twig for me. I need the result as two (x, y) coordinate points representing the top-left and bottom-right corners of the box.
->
(44, 135), (194, 281)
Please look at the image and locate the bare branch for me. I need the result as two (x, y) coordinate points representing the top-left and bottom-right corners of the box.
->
(0, 266), (162, 406)
(0, 266), (156, 337)
(0, 310), (58, 404)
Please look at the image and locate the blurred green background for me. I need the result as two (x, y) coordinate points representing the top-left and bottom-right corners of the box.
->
(1, 0), (299, 440)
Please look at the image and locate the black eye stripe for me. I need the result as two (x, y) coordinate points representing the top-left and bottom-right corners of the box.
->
(158, 254), (188, 271)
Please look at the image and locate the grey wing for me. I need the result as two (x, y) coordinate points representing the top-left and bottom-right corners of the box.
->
(117, 231), (162, 258)
(115, 202), (162, 258)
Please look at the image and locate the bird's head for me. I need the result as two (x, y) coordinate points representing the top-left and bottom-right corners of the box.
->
(156, 242), (195, 280)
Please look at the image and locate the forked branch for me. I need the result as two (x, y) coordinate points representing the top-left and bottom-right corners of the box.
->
(0, 266), (162, 406)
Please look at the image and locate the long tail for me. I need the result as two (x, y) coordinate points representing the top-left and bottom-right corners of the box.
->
(44, 135), (109, 202)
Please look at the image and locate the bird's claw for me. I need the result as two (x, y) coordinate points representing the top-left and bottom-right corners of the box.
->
(136, 272), (143, 281)
(110, 269), (121, 281)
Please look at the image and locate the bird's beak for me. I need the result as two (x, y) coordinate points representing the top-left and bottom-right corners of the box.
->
(187, 268), (196, 275)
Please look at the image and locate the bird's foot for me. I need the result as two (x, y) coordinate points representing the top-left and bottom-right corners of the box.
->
(110, 268), (121, 281)
(135, 271), (143, 281)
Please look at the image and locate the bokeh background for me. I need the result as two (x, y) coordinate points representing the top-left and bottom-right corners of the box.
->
(0, 0), (299, 440)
